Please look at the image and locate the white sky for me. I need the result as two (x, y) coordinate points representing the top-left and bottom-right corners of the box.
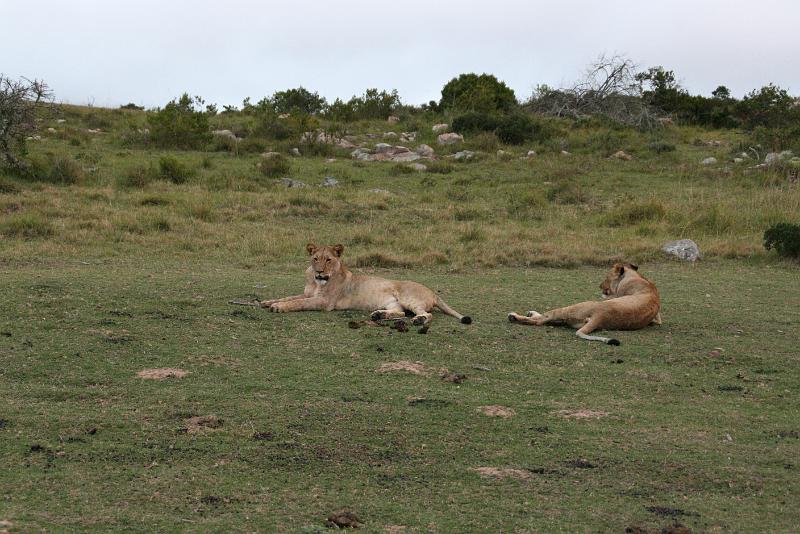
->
(3, 0), (799, 108)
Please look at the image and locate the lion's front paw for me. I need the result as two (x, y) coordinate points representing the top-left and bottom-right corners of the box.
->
(269, 302), (288, 313)
(260, 299), (276, 308)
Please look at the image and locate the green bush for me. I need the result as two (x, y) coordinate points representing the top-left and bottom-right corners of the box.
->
(271, 87), (327, 114)
(440, 73), (517, 113)
(28, 156), (83, 184)
(648, 140), (676, 153)
(425, 161), (454, 174)
(452, 112), (500, 134)
(764, 222), (800, 259)
(0, 175), (21, 193)
(158, 156), (195, 184)
(147, 93), (212, 149)
(119, 165), (156, 188)
(258, 155), (291, 177)
(603, 199), (666, 227)
(496, 114), (551, 145)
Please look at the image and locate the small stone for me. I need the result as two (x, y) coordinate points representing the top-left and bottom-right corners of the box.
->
(453, 150), (474, 160)
(406, 163), (427, 171)
(561, 150), (571, 156)
(321, 177), (338, 187)
(260, 151), (282, 159)
(277, 178), (307, 188)
(609, 150), (633, 161)
(662, 239), (701, 262)
(437, 132), (463, 145)
(700, 157), (717, 165)
(416, 144), (435, 158)
(526, 150), (537, 158)
(432, 123), (448, 133)
(290, 147), (301, 157)
(387, 115), (400, 124)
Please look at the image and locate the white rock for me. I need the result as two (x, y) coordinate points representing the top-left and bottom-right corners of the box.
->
(765, 153), (780, 165)
(47, 127), (56, 133)
(278, 113), (290, 119)
(437, 132), (463, 145)
(370, 188), (390, 193)
(277, 178), (307, 188)
(261, 151), (282, 159)
(526, 150), (537, 158)
(733, 158), (744, 163)
(212, 129), (238, 140)
(701, 157), (717, 165)
(387, 115), (400, 124)
(453, 150), (475, 160)
(610, 150), (633, 161)
(407, 163), (427, 171)
(321, 177), (339, 187)
(56, 119), (66, 123)
(390, 152), (421, 162)
(432, 123), (448, 133)
(416, 144), (435, 158)
(375, 143), (395, 153)
(561, 150), (571, 156)
(383, 132), (398, 138)
(662, 239), (702, 262)
(291, 148), (301, 157)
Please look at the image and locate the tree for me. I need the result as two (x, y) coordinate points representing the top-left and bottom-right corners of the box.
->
(146, 93), (213, 149)
(0, 75), (52, 171)
(270, 87), (327, 115)
(712, 85), (731, 100)
(439, 73), (517, 114)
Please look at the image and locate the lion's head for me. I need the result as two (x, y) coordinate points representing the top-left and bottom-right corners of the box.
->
(306, 243), (344, 283)
(600, 262), (639, 298)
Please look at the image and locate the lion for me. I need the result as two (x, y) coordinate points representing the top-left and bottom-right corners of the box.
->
(507, 263), (661, 345)
(260, 243), (472, 326)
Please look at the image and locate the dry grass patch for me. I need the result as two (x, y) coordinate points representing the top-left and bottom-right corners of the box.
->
(136, 368), (189, 380)
(478, 405), (516, 418)
(472, 467), (532, 480)
(555, 409), (609, 419)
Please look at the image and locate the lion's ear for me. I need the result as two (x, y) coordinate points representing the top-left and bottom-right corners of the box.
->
(306, 243), (317, 256)
(614, 263), (625, 277)
(332, 244), (344, 257)
(628, 263), (639, 271)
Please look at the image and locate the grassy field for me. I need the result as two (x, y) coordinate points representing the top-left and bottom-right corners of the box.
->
(1, 105), (799, 532)
(1, 261), (799, 532)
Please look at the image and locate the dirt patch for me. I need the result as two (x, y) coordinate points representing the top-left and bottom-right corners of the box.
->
(137, 368), (189, 380)
(566, 459), (598, 469)
(384, 526), (406, 534)
(645, 506), (699, 518)
(252, 431), (274, 441)
(183, 415), (223, 434)
(472, 467), (531, 480)
(441, 372), (467, 384)
(376, 361), (444, 376)
(478, 405), (516, 418)
(326, 510), (362, 528)
(555, 409), (608, 419)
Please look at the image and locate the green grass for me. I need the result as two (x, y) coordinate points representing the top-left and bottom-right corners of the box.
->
(1, 103), (799, 531)
(0, 261), (798, 532)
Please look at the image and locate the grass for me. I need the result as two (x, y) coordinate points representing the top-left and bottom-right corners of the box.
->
(0, 103), (799, 531)
(0, 261), (798, 532)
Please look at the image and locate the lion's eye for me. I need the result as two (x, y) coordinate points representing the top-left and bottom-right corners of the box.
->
(326, 258), (330, 263)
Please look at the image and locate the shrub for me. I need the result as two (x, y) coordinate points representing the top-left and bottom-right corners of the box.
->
(258, 154), (290, 177)
(0, 175), (21, 193)
(546, 180), (591, 205)
(47, 156), (84, 184)
(425, 161), (454, 174)
(440, 73), (517, 113)
(764, 222), (800, 259)
(603, 199), (666, 227)
(119, 165), (156, 188)
(0, 76), (52, 172)
(452, 112), (499, 134)
(323, 89), (401, 121)
(0, 213), (53, 239)
(147, 93), (212, 149)
(158, 156), (195, 184)
(271, 87), (327, 114)
(496, 114), (551, 145)
(648, 140), (676, 153)
(506, 191), (548, 218)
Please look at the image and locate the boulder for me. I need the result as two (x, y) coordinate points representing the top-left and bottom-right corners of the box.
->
(526, 150), (537, 158)
(351, 148), (373, 161)
(453, 150), (475, 160)
(47, 127), (56, 133)
(383, 132), (398, 138)
(277, 178), (307, 188)
(400, 132), (417, 143)
(391, 152), (421, 162)
(733, 158), (744, 163)
(407, 163), (427, 171)
(432, 123), (448, 133)
(701, 157), (717, 165)
(336, 138), (357, 149)
(662, 239), (701, 262)
(416, 144), (435, 158)
(56, 119), (66, 124)
(321, 177), (339, 187)
(765, 152), (780, 165)
(290, 147), (301, 157)
(278, 113), (290, 119)
(387, 115), (400, 124)
(437, 132), (463, 145)
(212, 129), (238, 140)
(561, 150), (571, 156)
(375, 143), (395, 153)
(261, 151), (282, 159)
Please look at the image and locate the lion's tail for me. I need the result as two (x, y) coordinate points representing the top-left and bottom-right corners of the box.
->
(435, 295), (472, 324)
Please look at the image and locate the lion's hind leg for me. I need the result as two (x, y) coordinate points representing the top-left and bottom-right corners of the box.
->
(370, 304), (406, 321)
(576, 317), (620, 345)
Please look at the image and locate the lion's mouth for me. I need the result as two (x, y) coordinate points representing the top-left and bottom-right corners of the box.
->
(315, 274), (329, 281)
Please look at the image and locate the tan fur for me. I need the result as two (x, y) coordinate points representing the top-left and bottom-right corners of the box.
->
(507, 263), (661, 344)
(260, 243), (471, 326)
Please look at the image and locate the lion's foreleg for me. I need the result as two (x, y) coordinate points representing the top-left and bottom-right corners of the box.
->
(260, 294), (307, 308)
(269, 297), (327, 313)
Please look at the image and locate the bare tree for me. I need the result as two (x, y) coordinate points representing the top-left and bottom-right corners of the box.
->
(526, 55), (659, 130)
(0, 75), (53, 171)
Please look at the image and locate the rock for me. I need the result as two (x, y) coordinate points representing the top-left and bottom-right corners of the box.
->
(383, 131), (398, 138)
(325, 158), (337, 163)
(375, 143), (395, 153)
(610, 150), (633, 161)
(453, 150), (474, 160)
(351, 148), (373, 161)
(700, 157), (717, 165)
(416, 144), (435, 158)
(336, 138), (357, 149)
(765, 153), (781, 165)
(739, 152), (750, 159)
(662, 239), (701, 262)
(432, 123), (448, 133)
(26, 135), (42, 141)
(56, 119), (66, 123)
(399, 132), (417, 143)
(212, 129), (238, 140)
(390, 151), (421, 162)
(321, 177), (339, 187)
(261, 151), (282, 159)
(47, 127), (56, 133)
(437, 132), (463, 145)
(704, 140), (723, 147)
(561, 150), (571, 156)
(86, 128), (103, 134)
(780, 150), (794, 159)
(290, 148), (301, 157)
(278, 113), (290, 119)
(387, 115), (400, 124)
(370, 188), (389, 193)
(407, 163), (427, 171)
(733, 158), (744, 163)
(658, 117), (674, 125)
(277, 178), (307, 188)
(526, 150), (537, 158)
(496, 150), (507, 157)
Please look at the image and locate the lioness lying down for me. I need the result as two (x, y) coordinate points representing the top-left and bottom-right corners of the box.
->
(507, 263), (661, 345)
(261, 243), (472, 326)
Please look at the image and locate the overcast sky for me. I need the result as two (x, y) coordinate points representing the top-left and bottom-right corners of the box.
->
(3, 0), (799, 109)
